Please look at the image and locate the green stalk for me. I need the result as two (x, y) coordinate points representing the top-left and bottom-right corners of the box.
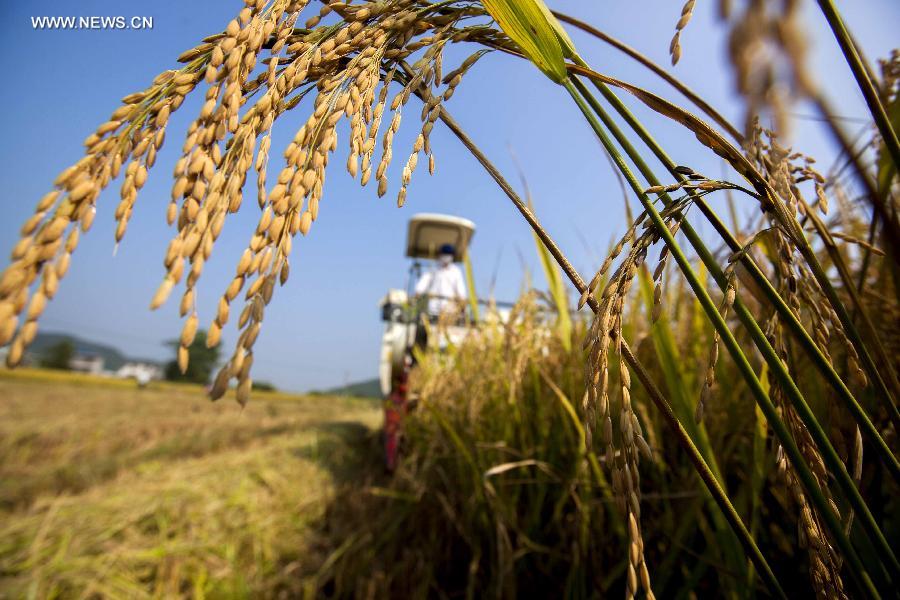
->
(747, 364), (770, 594)
(564, 77), (883, 598)
(561, 58), (899, 423)
(429, 100), (786, 600)
(816, 0), (900, 171)
(571, 68), (900, 474)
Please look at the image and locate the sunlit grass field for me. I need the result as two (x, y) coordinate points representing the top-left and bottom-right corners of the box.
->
(0, 369), (381, 598)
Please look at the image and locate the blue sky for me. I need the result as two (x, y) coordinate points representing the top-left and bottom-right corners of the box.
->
(1, 1), (897, 391)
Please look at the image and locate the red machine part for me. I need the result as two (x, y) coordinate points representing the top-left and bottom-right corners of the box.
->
(383, 368), (409, 472)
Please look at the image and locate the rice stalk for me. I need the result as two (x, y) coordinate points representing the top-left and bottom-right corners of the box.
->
(563, 78), (886, 598)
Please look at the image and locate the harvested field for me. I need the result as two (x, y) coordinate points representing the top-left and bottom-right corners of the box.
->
(0, 370), (381, 598)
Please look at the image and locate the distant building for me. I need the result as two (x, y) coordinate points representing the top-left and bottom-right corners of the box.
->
(69, 354), (104, 375)
(116, 362), (163, 382)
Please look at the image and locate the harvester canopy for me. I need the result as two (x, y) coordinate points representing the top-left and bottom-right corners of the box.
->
(405, 213), (475, 261)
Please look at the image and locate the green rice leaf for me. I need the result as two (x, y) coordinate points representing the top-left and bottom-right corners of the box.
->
(481, 0), (569, 83)
(533, 1), (579, 60)
(531, 217), (572, 351)
(463, 251), (480, 322)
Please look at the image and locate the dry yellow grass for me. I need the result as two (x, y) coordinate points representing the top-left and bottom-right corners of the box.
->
(0, 371), (381, 598)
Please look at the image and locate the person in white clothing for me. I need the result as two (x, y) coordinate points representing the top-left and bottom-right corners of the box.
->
(414, 244), (467, 316)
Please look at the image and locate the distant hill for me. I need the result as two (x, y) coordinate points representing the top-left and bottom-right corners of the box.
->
(320, 378), (382, 399)
(26, 332), (161, 371)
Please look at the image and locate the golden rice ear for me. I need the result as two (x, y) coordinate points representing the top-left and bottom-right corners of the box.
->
(669, 0), (696, 66)
(481, 0), (569, 84)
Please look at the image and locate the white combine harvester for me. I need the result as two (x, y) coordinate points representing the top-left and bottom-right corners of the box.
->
(378, 213), (501, 469)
